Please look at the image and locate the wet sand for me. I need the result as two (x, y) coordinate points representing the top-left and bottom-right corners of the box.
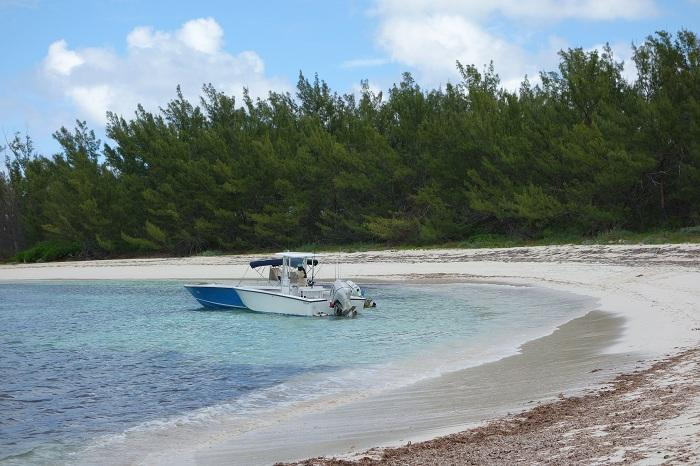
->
(286, 347), (700, 465)
(173, 311), (633, 466)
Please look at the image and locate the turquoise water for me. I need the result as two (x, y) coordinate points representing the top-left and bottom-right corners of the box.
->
(0, 280), (595, 465)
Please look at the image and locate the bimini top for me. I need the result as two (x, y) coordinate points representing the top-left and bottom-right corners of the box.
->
(249, 253), (319, 269)
(249, 258), (283, 268)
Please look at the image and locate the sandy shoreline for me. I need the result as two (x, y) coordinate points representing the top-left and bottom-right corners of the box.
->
(287, 347), (700, 465)
(178, 310), (633, 466)
(2, 243), (699, 464)
(3, 244), (698, 356)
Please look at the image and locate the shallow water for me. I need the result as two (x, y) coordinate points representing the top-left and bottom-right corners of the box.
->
(0, 280), (596, 465)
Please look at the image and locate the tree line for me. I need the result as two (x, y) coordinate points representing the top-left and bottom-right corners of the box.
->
(1, 30), (699, 261)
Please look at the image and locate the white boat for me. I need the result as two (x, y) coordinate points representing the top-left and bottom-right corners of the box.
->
(184, 252), (374, 317)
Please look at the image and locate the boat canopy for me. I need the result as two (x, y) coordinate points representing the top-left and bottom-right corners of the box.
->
(249, 258), (283, 268)
(249, 257), (319, 268)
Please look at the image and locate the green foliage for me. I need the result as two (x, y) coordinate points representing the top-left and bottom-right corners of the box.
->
(197, 249), (225, 257)
(3, 30), (700, 261)
(458, 233), (520, 249)
(582, 227), (700, 245)
(145, 221), (167, 245)
(365, 215), (420, 244)
(120, 232), (159, 251)
(12, 240), (81, 263)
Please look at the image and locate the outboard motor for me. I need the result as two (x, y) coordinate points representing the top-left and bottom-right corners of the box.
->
(330, 279), (358, 317)
(344, 280), (375, 307)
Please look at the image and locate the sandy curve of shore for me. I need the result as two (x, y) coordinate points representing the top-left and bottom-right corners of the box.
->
(286, 347), (700, 465)
(2, 243), (699, 464)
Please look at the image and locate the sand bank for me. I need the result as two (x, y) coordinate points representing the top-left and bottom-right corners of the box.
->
(2, 244), (699, 463)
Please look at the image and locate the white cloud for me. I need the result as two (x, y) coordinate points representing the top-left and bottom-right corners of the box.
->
(378, 14), (528, 84)
(65, 85), (114, 122)
(370, 0), (658, 89)
(176, 17), (223, 54)
(40, 18), (287, 125)
(44, 40), (84, 76)
(126, 26), (166, 49)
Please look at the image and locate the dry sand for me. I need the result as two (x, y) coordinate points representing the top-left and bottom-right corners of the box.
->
(2, 243), (699, 464)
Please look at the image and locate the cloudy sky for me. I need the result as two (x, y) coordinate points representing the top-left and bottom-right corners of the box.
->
(1, 0), (698, 152)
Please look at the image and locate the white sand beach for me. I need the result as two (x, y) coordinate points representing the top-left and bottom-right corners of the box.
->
(2, 243), (699, 464)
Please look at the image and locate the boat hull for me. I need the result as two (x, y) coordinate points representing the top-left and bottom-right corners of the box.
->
(185, 284), (366, 316)
(236, 287), (328, 316)
(184, 284), (247, 309)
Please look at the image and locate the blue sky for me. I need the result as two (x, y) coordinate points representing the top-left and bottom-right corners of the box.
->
(1, 0), (698, 154)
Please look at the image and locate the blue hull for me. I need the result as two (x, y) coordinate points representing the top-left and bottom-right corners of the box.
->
(184, 285), (248, 309)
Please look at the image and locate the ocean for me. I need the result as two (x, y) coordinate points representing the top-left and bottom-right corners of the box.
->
(0, 280), (596, 465)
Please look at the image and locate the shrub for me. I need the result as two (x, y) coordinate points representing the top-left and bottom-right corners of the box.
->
(12, 240), (81, 263)
(458, 233), (519, 249)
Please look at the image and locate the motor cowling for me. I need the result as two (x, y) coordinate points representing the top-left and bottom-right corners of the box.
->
(330, 279), (359, 316)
